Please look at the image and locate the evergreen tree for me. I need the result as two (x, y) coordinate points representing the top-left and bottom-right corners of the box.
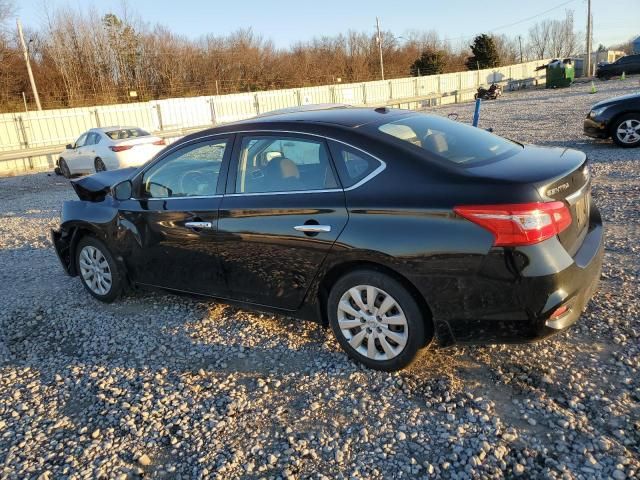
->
(465, 34), (500, 70)
(410, 49), (447, 76)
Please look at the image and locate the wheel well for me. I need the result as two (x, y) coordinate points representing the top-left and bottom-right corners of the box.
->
(68, 227), (97, 275)
(318, 260), (434, 345)
(609, 111), (640, 135)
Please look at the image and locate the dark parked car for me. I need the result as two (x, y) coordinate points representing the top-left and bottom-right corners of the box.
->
(584, 92), (640, 148)
(52, 107), (604, 371)
(596, 54), (640, 79)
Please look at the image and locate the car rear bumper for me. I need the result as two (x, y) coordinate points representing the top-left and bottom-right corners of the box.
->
(435, 205), (604, 345)
(583, 117), (609, 139)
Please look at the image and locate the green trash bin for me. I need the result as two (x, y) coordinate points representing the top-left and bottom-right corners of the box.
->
(546, 60), (575, 88)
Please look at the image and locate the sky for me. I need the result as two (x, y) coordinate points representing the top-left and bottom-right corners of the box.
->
(15, 0), (640, 50)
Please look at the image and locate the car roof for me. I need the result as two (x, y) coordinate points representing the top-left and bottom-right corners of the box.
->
(230, 106), (413, 128)
(90, 126), (146, 133)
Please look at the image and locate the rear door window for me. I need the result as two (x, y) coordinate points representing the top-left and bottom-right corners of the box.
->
(328, 141), (382, 188)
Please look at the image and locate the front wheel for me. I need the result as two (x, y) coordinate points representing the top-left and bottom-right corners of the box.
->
(611, 114), (640, 148)
(76, 236), (123, 302)
(59, 158), (71, 178)
(328, 269), (427, 371)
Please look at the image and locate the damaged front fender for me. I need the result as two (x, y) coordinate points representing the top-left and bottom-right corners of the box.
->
(52, 200), (121, 276)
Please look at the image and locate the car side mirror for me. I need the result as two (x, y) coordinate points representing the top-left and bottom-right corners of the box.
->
(66, 143), (74, 150)
(113, 180), (133, 201)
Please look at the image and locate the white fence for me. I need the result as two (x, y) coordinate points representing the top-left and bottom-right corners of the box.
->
(0, 59), (548, 175)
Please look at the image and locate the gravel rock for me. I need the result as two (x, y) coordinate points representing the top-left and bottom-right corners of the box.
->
(1, 77), (639, 479)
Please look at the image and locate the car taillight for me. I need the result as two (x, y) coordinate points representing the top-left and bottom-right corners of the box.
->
(454, 202), (572, 247)
(109, 145), (133, 152)
(152, 139), (166, 145)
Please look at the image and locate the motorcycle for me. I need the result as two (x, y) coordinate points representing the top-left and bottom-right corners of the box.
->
(474, 83), (502, 100)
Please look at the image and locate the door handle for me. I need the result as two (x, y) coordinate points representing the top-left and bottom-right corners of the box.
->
(185, 221), (214, 230)
(294, 225), (331, 233)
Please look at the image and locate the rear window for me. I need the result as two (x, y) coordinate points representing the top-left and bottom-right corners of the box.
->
(105, 128), (150, 140)
(378, 114), (520, 166)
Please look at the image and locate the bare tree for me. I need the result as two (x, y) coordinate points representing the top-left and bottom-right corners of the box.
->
(528, 20), (552, 59)
(0, 2), (547, 111)
(548, 10), (579, 58)
(528, 10), (580, 60)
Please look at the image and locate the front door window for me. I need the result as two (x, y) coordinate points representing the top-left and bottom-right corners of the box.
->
(142, 139), (228, 198)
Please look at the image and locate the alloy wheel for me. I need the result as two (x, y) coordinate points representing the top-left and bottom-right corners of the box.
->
(616, 119), (640, 144)
(78, 245), (112, 295)
(337, 285), (408, 361)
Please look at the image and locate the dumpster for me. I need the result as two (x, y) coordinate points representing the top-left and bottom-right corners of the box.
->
(546, 59), (574, 88)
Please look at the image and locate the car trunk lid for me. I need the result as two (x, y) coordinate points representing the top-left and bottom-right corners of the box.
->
(465, 145), (591, 255)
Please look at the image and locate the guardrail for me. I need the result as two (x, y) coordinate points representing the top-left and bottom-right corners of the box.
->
(0, 60), (548, 176)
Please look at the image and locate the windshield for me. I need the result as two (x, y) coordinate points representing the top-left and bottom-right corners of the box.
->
(105, 128), (150, 140)
(378, 114), (520, 166)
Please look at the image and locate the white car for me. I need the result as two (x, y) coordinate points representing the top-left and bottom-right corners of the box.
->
(57, 126), (166, 178)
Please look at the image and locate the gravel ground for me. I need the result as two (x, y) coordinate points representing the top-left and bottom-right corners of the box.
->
(1, 78), (639, 480)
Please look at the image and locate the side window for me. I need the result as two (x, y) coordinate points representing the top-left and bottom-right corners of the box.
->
(235, 135), (338, 193)
(141, 138), (228, 198)
(86, 133), (98, 145)
(328, 141), (381, 188)
(75, 133), (88, 148)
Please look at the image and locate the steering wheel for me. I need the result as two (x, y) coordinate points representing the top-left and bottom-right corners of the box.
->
(179, 170), (210, 195)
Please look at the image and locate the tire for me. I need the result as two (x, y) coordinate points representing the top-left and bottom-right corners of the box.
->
(94, 157), (106, 172)
(611, 113), (640, 148)
(327, 269), (427, 371)
(75, 236), (123, 303)
(59, 158), (71, 179)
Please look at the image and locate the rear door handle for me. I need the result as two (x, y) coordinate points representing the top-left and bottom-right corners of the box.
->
(185, 221), (214, 230)
(294, 225), (331, 233)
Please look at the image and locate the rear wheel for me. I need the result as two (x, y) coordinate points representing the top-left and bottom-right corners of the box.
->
(76, 236), (122, 302)
(328, 269), (426, 371)
(611, 113), (640, 148)
(94, 157), (106, 172)
(59, 158), (71, 178)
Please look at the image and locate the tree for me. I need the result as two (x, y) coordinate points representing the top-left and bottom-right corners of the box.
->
(528, 11), (579, 60)
(528, 20), (552, 59)
(491, 34), (519, 64)
(465, 34), (500, 70)
(547, 10), (579, 58)
(410, 49), (447, 76)
(0, 0), (13, 28)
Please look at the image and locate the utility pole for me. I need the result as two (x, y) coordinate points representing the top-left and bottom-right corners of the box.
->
(376, 17), (385, 81)
(518, 35), (523, 63)
(585, 0), (592, 77)
(17, 18), (42, 111)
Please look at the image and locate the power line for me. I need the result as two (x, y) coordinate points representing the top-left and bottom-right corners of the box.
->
(442, 0), (578, 43)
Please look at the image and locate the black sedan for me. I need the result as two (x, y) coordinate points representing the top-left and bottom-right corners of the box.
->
(596, 54), (640, 80)
(52, 107), (604, 371)
(584, 92), (640, 147)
